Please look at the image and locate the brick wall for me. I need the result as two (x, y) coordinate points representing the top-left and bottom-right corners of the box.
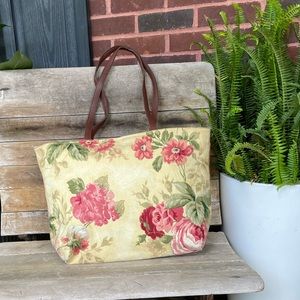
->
(88, 0), (298, 65)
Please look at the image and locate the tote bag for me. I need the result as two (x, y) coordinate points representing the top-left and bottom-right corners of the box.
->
(35, 46), (211, 264)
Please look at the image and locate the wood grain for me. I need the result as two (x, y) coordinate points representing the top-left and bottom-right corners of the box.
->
(0, 110), (207, 143)
(6, 0), (90, 68)
(0, 180), (220, 235)
(0, 138), (217, 169)
(0, 63), (215, 117)
(0, 233), (264, 299)
(0, 178), (220, 214)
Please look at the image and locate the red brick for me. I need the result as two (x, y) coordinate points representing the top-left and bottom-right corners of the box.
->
(288, 23), (299, 43)
(199, 2), (261, 27)
(111, 0), (164, 13)
(112, 54), (197, 65)
(114, 36), (165, 55)
(88, 0), (106, 16)
(170, 32), (209, 52)
(91, 16), (135, 36)
(93, 54), (197, 66)
(92, 40), (111, 58)
(169, 0), (224, 7)
(288, 45), (299, 62)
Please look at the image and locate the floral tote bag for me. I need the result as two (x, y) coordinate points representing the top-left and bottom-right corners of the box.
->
(35, 46), (211, 264)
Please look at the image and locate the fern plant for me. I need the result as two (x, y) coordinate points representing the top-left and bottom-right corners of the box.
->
(192, 0), (300, 185)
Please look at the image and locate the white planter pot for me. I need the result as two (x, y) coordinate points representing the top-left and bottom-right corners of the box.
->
(220, 173), (300, 300)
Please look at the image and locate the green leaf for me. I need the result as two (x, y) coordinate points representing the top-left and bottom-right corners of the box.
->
(166, 194), (191, 209)
(160, 235), (173, 244)
(46, 143), (67, 164)
(115, 200), (125, 216)
(0, 51), (32, 70)
(140, 202), (152, 208)
(95, 175), (109, 189)
(190, 140), (200, 150)
(196, 195), (211, 218)
(101, 237), (113, 247)
(136, 234), (147, 245)
(185, 201), (205, 225)
(67, 143), (89, 161)
(173, 182), (195, 199)
(190, 132), (200, 140)
(142, 185), (149, 197)
(182, 129), (189, 140)
(161, 129), (169, 143)
(67, 178), (85, 194)
(152, 195), (159, 204)
(146, 131), (154, 138)
(152, 155), (163, 172)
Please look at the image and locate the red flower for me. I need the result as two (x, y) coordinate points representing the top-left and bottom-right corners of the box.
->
(70, 183), (119, 226)
(152, 203), (184, 232)
(72, 239), (89, 255)
(140, 206), (164, 239)
(96, 139), (115, 153)
(79, 139), (98, 150)
(132, 136), (153, 160)
(162, 139), (193, 165)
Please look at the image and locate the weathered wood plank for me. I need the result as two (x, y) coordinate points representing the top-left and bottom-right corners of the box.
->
(0, 110), (207, 143)
(1, 211), (49, 235)
(0, 127), (215, 168)
(0, 63), (215, 117)
(0, 178), (220, 219)
(0, 186), (47, 212)
(0, 162), (217, 190)
(0, 233), (264, 299)
(0, 180), (220, 235)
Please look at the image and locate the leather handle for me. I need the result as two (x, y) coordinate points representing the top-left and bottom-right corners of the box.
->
(84, 45), (159, 139)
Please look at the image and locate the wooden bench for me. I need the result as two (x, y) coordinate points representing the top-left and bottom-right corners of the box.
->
(0, 62), (263, 299)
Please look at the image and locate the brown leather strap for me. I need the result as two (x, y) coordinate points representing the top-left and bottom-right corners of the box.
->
(84, 45), (159, 139)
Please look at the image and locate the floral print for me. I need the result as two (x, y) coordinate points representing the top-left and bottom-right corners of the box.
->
(79, 139), (98, 150)
(70, 183), (119, 226)
(140, 206), (164, 239)
(171, 219), (207, 255)
(80, 138), (115, 153)
(132, 136), (153, 160)
(96, 139), (115, 153)
(162, 139), (193, 165)
(35, 128), (210, 264)
(152, 203), (183, 232)
(60, 225), (90, 256)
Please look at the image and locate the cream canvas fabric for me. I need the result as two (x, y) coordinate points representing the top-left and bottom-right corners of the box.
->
(35, 127), (211, 264)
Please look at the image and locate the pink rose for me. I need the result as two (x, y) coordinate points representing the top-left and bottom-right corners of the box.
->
(171, 218), (207, 255)
(132, 136), (153, 160)
(152, 203), (184, 232)
(70, 183), (119, 226)
(140, 206), (164, 239)
(162, 139), (193, 165)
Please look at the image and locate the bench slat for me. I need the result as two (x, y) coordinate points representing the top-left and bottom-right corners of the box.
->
(0, 179), (220, 214)
(0, 63), (215, 118)
(0, 232), (263, 299)
(0, 110), (206, 143)
(0, 180), (221, 235)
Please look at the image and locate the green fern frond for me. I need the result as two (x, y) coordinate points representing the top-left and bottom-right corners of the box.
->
(256, 101), (277, 130)
(225, 142), (269, 176)
(287, 140), (299, 184)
